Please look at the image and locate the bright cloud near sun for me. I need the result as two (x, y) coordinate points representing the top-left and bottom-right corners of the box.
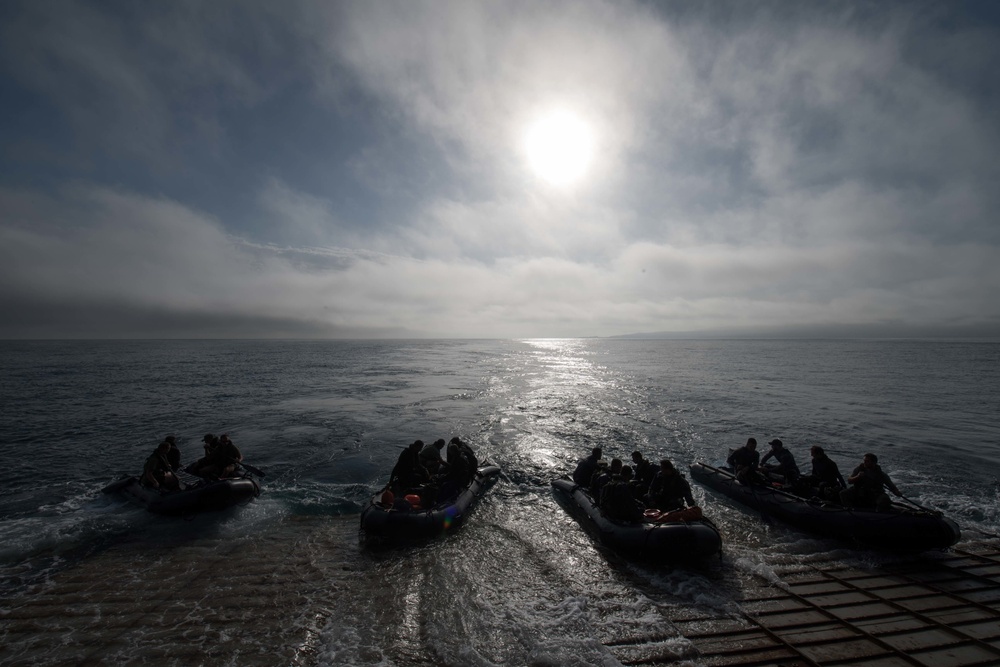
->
(523, 109), (595, 188)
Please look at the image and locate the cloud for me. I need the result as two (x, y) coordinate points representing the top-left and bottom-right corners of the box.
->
(257, 178), (361, 248)
(312, 1), (688, 189)
(1, 182), (997, 339)
(0, 0), (300, 172)
(1, 2), (999, 338)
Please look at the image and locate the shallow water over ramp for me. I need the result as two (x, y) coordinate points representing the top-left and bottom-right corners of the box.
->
(2, 513), (999, 667)
(0, 516), (364, 667)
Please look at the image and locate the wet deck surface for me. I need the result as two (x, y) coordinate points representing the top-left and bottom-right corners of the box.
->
(609, 544), (1000, 667)
(1, 519), (998, 666)
(0, 517), (356, 666)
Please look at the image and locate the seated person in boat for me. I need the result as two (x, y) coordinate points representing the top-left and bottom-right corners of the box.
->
(389, 440), (430, 493)
(419, 438), (447, 475)
(186, 433), (218, 473)
(449, 436), (478, 482)
(444, 439), (471, 485)
(142, 440), (181, 491)
(727, 437), (763, 482)
(416, 437), (477, 502)
(572, 447), (603, 487)
(758, 439), (800, 484)
(646, 459), (696, 511)
(599, 465), (645, 523)
(162, 435), (181, 471)
(839, 453), (902, 512)
(188, 433), (243, 479)
(630, 451), (657, 489)
(796, 445), (846, 499)
(590, 458), (622, 498)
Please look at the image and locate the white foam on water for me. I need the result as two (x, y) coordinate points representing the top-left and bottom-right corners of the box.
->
(314, 622), (394, 667)
(482, 595), (622, 667)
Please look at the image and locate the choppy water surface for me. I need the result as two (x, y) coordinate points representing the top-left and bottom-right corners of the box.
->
(1, 338), (998, 665)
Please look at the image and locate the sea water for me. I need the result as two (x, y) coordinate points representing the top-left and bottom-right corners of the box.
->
(1, 338), (998, 665)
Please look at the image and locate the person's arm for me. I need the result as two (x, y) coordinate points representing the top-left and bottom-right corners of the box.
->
(648, 474), (662, 496)
(882, 472), (901, 496)
(683, 479), (695, 506)
(389, 456), (404, 484)
(142, 458), (160, 488)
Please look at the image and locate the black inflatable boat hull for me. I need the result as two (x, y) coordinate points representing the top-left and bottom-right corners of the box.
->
(551, 478), (722, 562)
(103, 475), (260, 515)
(360, 466), (501, 541)
(690, 462), (960, 551)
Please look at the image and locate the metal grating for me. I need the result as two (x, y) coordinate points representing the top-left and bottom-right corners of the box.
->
(664, 546), (1000, 667)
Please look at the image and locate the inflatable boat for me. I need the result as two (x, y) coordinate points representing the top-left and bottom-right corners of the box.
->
(690, 462), (960, 551)
(551, 478), (723, 562)
(360, 465), (501, 542)
(103, 469), (261, 515)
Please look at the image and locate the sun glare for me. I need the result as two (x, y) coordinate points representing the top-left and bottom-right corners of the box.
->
(523, 110), (594, 187)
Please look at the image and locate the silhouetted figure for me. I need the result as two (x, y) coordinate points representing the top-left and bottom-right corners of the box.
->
(631, 451), (657, 489)
(798, 445), (846, 500)
(759, 439), (799, 483)
(573, 447), (603, 487)
(142, 440), (180, 491)
(600, 465), (644, 523)
(647, 459), (695, 511)
(390, 440), (429, 493)
(840, 453), (901, 512)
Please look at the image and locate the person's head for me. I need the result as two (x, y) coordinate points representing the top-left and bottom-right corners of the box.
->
(592, 447), (603, 459)
(203, 433), (216, 448)
(610, 458), (623, 474)
(863, 453), (878, 467)
(165, 435), (176, 445)
(621, 465), (633, 480)
(811, 445), (825, 457)
(768, 439), (783, 450)
(433, 439), (446, 449)
(157, 440), (171, 454)
(746, 438), (757, 450)
(449, 436), (462, 445)
(631, 451), (643, 464)
(220, 434), (232, 444)
(411, 440), (424, 450)
(660, 459), (676, 474)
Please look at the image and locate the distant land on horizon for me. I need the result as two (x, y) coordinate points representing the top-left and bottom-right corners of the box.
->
(3, 322), (1000, 342)
(1, 304), (998, 342)
(611, 322), (1000, 341)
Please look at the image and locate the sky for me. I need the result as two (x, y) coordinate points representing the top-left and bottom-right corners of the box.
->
(1, 0), (999, 339)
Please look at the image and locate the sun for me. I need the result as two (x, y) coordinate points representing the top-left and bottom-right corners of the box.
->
(523, 110), (594, 187)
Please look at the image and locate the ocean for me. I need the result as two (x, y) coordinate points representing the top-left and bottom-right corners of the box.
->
(1, 338), (998, 665)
